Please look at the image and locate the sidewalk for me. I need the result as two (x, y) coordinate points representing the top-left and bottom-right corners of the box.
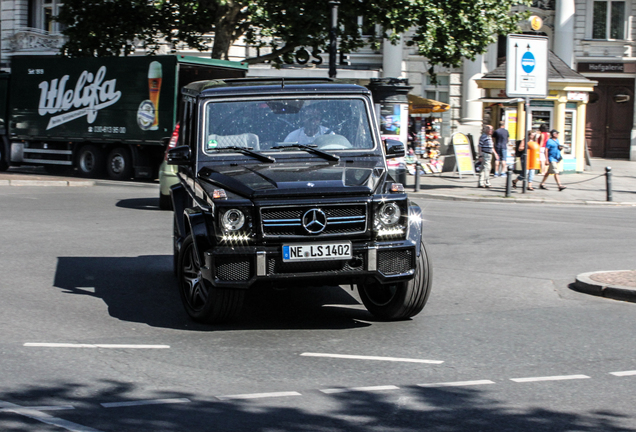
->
(404, 157), (636, 206)
(0, 166), (94, 187)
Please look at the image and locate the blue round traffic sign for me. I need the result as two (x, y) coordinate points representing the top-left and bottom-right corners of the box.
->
(521, 52), (535, 73)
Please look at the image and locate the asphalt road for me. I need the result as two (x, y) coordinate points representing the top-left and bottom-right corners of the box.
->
(1, 181), (636, 431)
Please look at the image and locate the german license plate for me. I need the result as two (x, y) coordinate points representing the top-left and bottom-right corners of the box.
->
(282, 241), (352, 262)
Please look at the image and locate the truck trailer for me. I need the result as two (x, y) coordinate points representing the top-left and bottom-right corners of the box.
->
(0, 55), (247, 179)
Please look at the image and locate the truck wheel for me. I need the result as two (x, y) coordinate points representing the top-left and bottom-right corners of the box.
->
(77, 144), (105, 178)
(0, 137), (9, 171)
(358, 240), (432, 321)
(178, 235), (245, 323)
(106, 147), (133, 180)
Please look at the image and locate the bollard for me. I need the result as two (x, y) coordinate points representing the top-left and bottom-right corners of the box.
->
(414, 162), (420, 192)
(505, 165), (513, 197)
(606, 166), (612, 202)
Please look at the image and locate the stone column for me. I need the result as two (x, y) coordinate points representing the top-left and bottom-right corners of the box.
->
(460, 54), (484, 139)
(576, 101), (588, 171)
(382, 35), (403, 78)
(554, 0), (575, 67)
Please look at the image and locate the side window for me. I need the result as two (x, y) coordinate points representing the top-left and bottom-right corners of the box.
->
(179, 99), (195, 149)
(591, 0), (626, 40)
(29, 0), (66, 33)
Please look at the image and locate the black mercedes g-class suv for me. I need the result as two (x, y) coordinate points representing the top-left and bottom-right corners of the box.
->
(168, 78), (431, 323)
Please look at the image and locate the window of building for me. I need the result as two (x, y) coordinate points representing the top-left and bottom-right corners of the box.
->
(424, 75), (449, 104)
(592, 1), (626, 39)
(29, 0), (65, 33)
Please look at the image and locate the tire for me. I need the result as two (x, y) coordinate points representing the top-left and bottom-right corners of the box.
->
(177, 235), (245, 323)
(77, 144), (105, 178)
(358, 240), (432, 320)
(159, 192), (172, 210)
(106, 147), (133, 180)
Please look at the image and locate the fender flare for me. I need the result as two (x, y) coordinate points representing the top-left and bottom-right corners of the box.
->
(183, 208), (213, 267)
(171, 183), (187, 239)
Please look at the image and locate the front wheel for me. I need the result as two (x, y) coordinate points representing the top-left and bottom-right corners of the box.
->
(358, 241), (432, 320)
(177, 235), (245, 323)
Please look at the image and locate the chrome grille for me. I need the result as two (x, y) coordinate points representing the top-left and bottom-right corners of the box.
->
(261, 204), (367, 237)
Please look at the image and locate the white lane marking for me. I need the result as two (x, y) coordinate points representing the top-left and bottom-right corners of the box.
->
(301, 352), (443, 364)
(101, 398), (191, 408)
(610, 370), (636, 377)
(417, 380), (496, 388)
(510, 374), (590, 383)
(0, 400), (101, 432)
(320, 385), (400, 394)
(24, 343), (170, 349)
(1, 405), (75, 411)
(216, 391), (302, 401)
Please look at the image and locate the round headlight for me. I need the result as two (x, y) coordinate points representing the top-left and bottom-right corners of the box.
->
(379, 202), (401, 226)
(221, 209), (245, 231)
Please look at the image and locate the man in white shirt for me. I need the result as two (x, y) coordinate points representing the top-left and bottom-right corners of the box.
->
(284, 107), (331, 144)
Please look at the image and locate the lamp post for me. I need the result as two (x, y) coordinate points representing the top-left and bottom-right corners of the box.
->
(328, 1), (340, 78)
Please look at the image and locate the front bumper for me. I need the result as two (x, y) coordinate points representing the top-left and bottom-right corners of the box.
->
(200, 240), (417, 289)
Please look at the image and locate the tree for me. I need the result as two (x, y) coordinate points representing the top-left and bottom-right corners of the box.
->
(57, 0), (531, 72)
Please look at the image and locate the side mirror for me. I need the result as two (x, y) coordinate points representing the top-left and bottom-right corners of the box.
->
(385, 139), (405, 159)
(167, 145), (191, 165)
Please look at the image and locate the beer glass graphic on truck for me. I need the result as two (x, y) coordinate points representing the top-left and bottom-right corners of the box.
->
(137, 61), (162, 131)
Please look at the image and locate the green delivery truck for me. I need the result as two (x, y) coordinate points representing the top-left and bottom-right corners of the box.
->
(0, 55), (247, 179)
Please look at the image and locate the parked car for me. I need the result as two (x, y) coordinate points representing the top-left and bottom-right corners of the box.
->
(158, 123), (180, 210)
(167, 78), (432, 323)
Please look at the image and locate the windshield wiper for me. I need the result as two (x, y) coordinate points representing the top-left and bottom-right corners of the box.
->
(209, 146), (275, 163)
(270, 144), (339, 162)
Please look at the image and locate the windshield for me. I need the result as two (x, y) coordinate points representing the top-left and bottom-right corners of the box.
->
(203, 97), (375, 155)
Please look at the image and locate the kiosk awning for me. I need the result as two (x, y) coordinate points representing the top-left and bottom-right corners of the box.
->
(408, 94), (450, 114)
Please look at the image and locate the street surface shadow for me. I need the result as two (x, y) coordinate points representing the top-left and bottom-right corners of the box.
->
(116, 197), (163, 211)
(53, 255), (371, 331)
(1, 380), (633, 432)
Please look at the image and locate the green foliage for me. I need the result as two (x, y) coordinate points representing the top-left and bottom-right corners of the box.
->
(57, 0), (532, 74)
(56, 0), (161, 56)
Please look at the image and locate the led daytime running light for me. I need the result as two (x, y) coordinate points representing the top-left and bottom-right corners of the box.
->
(221, 234), (252, 242)
(377, 227), (405, 237)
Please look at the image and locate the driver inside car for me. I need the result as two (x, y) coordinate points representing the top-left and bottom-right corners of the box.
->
(284, 106), (332, 144)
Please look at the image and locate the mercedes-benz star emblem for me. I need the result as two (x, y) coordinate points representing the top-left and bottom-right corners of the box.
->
(302, 209), (327, 234)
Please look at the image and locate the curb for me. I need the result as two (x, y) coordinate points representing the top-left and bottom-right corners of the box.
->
(407, 192), (636, 206)
(0, 179), (95, 187)
(573, 271), (636, 302)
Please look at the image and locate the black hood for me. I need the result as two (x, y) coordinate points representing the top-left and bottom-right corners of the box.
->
(197, 158), (385, 198)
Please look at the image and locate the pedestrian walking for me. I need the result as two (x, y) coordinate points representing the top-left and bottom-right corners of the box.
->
(477, 125), (498, 188)
(492, 121), (509, 177)
(537, 123), (550, 175)
(539, 130), (567, 191)
(512, 130), (540, 191)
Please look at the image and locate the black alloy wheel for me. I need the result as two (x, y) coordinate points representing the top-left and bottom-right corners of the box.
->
(177, 235), (245, 323)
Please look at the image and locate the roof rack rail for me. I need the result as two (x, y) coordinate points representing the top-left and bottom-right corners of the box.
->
(222, 77), (335, 83)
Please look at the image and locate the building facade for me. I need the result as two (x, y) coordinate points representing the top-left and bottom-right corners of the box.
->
(1, 0), (634, 162)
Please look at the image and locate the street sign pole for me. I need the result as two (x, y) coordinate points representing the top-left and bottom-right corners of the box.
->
(506, 35), (548, 194)
(523, 96), (530, 193)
